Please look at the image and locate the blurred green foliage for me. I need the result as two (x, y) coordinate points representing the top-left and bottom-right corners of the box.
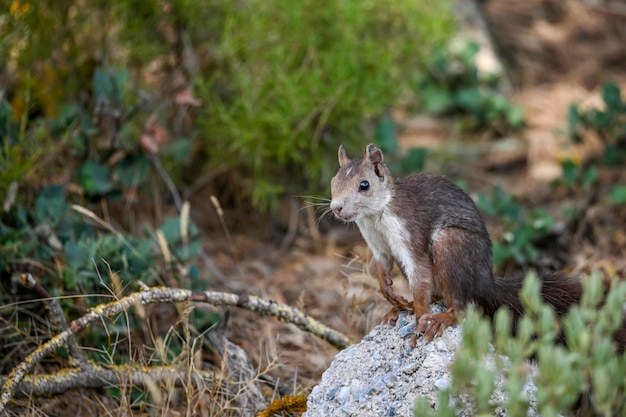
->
(1, 0), (455, 211)
(415, 272), (626, 417)
(0, 179), (203, 366)
(0, 181), (201, 299)
(565, 80), (626, 206)
(475, 185), (554, 268)
(568, 81), (626, 159)
(417, 39), (525, 135)
(374, 115), (429, 174)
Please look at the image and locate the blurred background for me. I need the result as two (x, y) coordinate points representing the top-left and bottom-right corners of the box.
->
(1, 0), (626, 415)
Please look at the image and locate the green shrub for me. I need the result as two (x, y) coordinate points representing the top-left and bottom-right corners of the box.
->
(415, 272), (626, 417)
(198, 0), (454, 210)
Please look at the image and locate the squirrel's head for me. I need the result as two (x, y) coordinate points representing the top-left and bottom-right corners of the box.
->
(330, 143), (393, 222)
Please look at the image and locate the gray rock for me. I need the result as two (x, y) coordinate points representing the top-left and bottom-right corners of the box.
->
(304, 304), (539, 417)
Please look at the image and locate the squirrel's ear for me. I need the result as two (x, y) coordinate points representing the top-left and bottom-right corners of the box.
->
(364, 143), (384, 165)
(364, 144), (385, 179)
(338, 145), (350, 168)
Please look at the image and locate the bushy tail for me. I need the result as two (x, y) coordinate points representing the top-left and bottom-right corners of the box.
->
(477, 272), (626, 351)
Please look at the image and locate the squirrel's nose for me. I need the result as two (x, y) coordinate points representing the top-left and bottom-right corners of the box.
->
(330, 201), (343, 216)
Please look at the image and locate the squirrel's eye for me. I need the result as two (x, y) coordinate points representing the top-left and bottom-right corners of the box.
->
(359, 180), (370, 191)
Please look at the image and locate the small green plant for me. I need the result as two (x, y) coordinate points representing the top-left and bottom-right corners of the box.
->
(475, 186), (554, 268)
(564, 81), (626, 206)
(0, 183), (201, 300)
(415, 271), (626, 417)
(568, 81), (626, 165)
(417, 40), (525, 135)
(558, 158), (599, 190)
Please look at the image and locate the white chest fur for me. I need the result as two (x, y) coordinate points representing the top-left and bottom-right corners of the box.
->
(356, 212), (417, 280)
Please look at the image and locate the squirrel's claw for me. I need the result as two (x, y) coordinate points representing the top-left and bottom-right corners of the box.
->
(411, 310), (458, 347)
(382, 305), (404, 325)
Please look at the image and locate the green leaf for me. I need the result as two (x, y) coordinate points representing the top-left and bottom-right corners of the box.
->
(475, 193), (496, 216)
(602, 145), (626, 166)
(93, 67), (128, 102)
(593, 110), (613, 129)
(188, 265), (201, 281)
(460, 41), (480, 63)
(494, 308), (513, 351)
(567, 104), (582, 142)
(93, 67), (113, 100)
(581, 272), (604, 309)
(609, 185), (626, 204)
(401, 147), (427, 172)
(375, 115), (398, 154)
(581, 165), (598, 187)
(114, 69), (129, 96)
(64, 240), (88, 269)
(165, 138), (192, 162)
(560, 159), (578, 185)
(36, 185), (68, 223)
(488, 94), (509, 114)
(115, 155), (150, 187)
(191, 307), (221, 330)
(492, 241), (509, 268)
(78, 161), (114, 195)
(520, 271), (541, 313)
(0, 98), (14, 121)
(475, 368), (495, 412)
(423, 88), (453, 114)
(454, 87), (482, 112)
(122, 239), (151, 274)
(602, 81), (622, 111)
(506, 105), (525, 129)
(530, 209), (554, 232)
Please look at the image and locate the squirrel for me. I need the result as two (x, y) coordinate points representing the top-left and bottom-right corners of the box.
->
(330, 143), (626, 348)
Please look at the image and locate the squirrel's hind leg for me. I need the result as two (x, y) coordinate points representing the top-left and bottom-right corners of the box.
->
(409, 226), (488, 345)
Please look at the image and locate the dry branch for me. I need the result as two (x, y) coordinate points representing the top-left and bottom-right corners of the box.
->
(190, 291), (351, 349)
(0, 285), (350, 412)
(18, 272), (88, 368)
(0, 363), (213, 397)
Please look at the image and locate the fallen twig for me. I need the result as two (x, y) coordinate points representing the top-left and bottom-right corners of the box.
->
(18, 272), (88, 368)
(190, 290), (351, 349)
(0, 363), (213, 397)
